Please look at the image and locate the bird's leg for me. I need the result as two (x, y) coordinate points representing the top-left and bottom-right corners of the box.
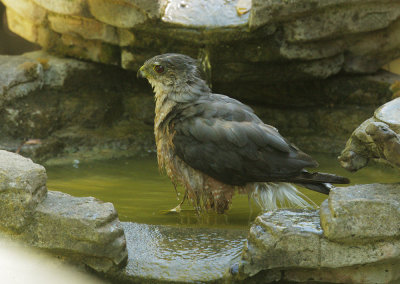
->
(172, 181), (179, 200)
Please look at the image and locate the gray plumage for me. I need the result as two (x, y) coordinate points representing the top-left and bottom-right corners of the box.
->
(138, 53), (349, 213)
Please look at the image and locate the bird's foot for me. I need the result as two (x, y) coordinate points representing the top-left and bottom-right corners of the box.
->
(169, 204), (182, 213)
(160, 190), (188, 214)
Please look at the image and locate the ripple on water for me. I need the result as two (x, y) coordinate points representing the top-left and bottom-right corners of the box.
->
(121, 222), (247, 282)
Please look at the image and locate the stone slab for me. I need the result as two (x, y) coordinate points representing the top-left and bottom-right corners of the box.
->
(238, 208), (400, 283)
(320, 184), (400, 243)
(48, 14), (119, 45)
(26, 190), (127, 272)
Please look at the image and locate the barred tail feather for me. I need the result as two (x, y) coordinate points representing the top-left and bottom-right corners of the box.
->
(251, 182), (316, 211)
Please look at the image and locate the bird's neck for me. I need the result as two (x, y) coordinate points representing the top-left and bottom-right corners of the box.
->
(154, 90), (176, 131)
(154, 78), (210, 131)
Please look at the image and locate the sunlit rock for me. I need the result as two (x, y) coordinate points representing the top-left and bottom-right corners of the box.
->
(162, 0), (249, 27)
(2, 0), (400, 82)
(32, 0), (87, 15)
(2, 0), (46, 23)
(48, 14), (120, 45)
(339, 97), (400, 171)
(237, 207), (400, 283)
(375, 97), (400, 132)
(87, 0), (160, 28)
(5, 6), (56, 48)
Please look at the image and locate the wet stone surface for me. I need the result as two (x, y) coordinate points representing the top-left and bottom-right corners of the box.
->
(112, 222), (247, 283)
(238, 206), (400, 283)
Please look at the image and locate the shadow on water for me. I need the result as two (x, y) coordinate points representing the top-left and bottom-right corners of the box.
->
(46, 153), (399, 230)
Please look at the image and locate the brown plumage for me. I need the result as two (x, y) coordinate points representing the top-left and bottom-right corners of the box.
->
(138, 53), (350, 213)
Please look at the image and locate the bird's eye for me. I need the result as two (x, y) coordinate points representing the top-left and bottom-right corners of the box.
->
(153, 65), (165, 73)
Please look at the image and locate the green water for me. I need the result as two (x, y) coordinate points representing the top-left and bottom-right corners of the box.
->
(46, 154), (399, 230)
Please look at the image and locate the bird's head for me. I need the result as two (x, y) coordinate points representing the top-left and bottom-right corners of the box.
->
(137, 53), (208, 96)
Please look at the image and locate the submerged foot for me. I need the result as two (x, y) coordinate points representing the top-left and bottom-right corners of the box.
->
(161, 189), (188, 214)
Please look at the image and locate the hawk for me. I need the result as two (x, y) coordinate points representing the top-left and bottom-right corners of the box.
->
(138, 53), (350, 213)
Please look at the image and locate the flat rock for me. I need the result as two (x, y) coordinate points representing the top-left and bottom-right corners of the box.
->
(25, 190), (128, 272)
(321, 183), (400, 243)
(0, 150), (47, 232)
(239, 210), (323, 277)
(111, 222), (247, 283)
(238, 209), (400, 283)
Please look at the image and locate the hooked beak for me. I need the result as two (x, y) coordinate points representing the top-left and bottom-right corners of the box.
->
(137, 66), (146, 79)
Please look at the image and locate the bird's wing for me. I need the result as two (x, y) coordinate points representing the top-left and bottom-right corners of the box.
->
(172, 96), (317, 186)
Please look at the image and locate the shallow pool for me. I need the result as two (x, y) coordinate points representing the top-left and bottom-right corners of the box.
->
(46, 153), (399, 230)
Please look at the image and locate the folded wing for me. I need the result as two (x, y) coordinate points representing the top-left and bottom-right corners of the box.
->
(172, 94), (317, 186)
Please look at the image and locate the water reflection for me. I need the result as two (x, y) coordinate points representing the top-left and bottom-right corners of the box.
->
(46, 153), (399, 229)
(122, 222), (246, 282)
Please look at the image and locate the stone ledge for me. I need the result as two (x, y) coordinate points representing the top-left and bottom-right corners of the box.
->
(0, 150), (46, 232)
(321, 184), (400, 243)
(25, 191), (127, 272)
(237, 188), (400, 284)
(0, 150), (128, 273)
(3, 0), (400, 82)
